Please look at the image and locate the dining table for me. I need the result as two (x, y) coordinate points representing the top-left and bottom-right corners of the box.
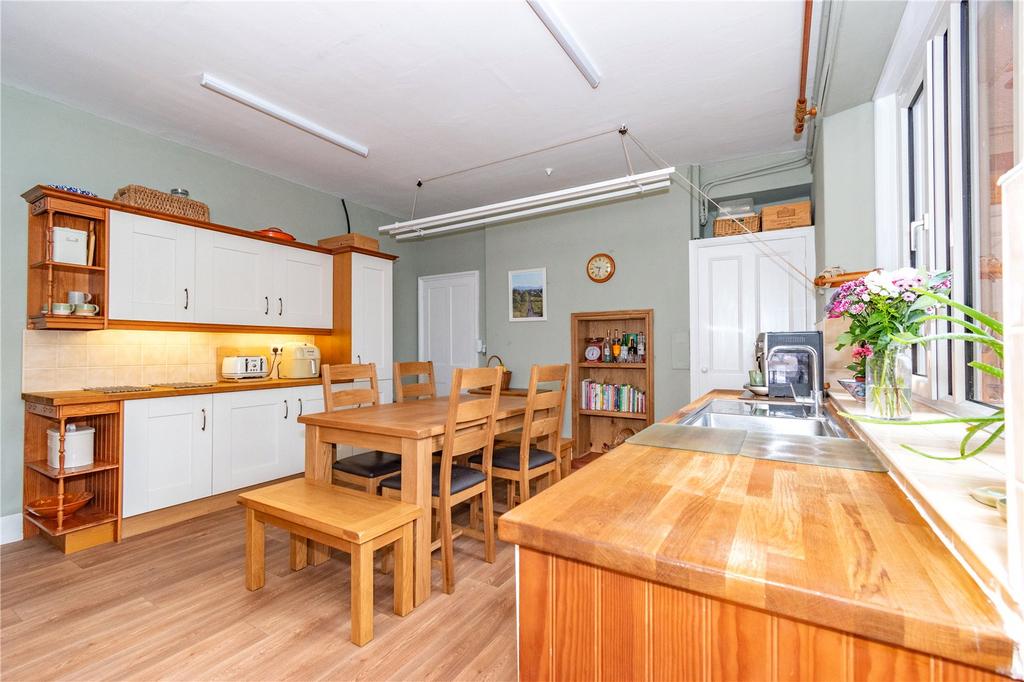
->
(298, 393), (545, 606)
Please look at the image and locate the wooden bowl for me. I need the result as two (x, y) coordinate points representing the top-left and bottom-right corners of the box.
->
(26, 491), (93, 519)
(254, 227), (296, 241)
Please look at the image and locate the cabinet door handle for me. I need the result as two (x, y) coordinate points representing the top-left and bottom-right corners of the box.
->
(283, 400), (289, 419)
(200, 408), (207, 431)
(356, 354), (362, 364)
(184, 288), (189, 310)
(265, 296), (270, 315)
(297, 398), (303, 417)
(278, 297), (283, 316)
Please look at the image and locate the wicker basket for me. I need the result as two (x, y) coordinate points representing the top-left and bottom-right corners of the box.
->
(713, 215), (760, 237)
(486, 355), (512, 390)
(112, 185), (210, 222)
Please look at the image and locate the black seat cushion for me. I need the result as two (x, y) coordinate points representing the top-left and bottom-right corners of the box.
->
(332, 452), (402, 479)
(469, 446), (556, 471)
(380, 463), (486, 497)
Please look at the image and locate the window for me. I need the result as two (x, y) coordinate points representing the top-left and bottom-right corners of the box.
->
(894, 0), (1014, 414)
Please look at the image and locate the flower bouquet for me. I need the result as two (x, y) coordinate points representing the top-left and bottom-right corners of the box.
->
(826, 268), (951, 420)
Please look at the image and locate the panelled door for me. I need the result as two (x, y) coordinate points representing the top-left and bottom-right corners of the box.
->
(108, 211), (196, 322)
(274, 246), (333, 328)
(211, 388), (291, 493)
(351, 253), (394, 381)
(195, 230), (274, 326)
(418, 271), (480, 397)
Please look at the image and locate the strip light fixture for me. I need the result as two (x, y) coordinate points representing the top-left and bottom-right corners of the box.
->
(200, 73), (369, 158)
(379, 167), (674, 241)
(526, 0), (601, 88)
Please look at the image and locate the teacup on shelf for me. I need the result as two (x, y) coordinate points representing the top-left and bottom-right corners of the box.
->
(73, 303), (100, 316)
(50, 302), (74, 316)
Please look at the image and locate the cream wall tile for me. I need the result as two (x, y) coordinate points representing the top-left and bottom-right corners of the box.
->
(23, 345), (57, 370)
(58, 346), (88, 368)
(188, 345), (212, 364)
(86, 330), (120, 346)
(115, 366), (143, 386)
(189, 332), (213, 345)
(23, 369), (58, 392)
(56, 368), (88, 390)
(86, 367), (116, 387)
(188, 364), (215, 382)
(141, 365), (168, 385)
(115, 345), (142, 366)
(166, 365), (189, 382)
(24, 330), (60, 346)
(87, 346), (116, 367)
(141, 345), (167, 365)
(60, 331), (89, 346)
(165, 345), (188, 365)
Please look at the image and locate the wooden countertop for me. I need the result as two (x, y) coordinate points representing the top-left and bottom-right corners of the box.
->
(22, 377), (323, 406)
(498, 390), (1017, 675)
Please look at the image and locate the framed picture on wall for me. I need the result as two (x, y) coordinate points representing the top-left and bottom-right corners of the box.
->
(508, 268), (547, 322)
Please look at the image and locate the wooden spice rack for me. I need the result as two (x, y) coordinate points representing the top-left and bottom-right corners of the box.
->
(23, 400), (122, 553)
(570, 309), (654, 460)
(25, 191), (108, 330)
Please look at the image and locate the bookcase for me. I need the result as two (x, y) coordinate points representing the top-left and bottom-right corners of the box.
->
(570, 309), (654, 460)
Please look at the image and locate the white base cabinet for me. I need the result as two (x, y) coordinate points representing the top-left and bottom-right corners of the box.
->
(123, 395), (212, 517)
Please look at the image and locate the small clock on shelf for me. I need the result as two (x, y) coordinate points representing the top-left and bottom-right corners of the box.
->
(586, 253), (615, 283)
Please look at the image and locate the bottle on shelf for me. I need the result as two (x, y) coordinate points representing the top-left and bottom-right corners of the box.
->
(612, 329), (621, 363)
(602, 331), (612, 363)
(629, 334), (637, 362)
(638, 332), (646, 363)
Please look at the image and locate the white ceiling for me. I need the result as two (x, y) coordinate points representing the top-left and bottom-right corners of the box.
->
(2, 1), (816, 219)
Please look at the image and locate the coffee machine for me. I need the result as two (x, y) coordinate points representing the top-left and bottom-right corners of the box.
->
(755, 331), (824, 398)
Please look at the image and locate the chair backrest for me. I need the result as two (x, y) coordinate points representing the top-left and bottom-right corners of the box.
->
(517, 364), (569, 464)
(436, 366), (503, 502)
(393, 361), (437, 402)
(321, 363), (379, 412)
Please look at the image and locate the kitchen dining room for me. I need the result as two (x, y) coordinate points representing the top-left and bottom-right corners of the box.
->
(2, 0), (1022, 680)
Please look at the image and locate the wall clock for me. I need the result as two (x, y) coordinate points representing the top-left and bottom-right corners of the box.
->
(586, 253), (615, 283)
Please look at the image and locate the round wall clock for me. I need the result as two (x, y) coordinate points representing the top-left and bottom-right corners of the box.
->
(586, 253), (615, 283)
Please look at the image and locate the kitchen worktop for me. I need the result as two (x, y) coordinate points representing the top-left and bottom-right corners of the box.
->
(22, 377), (323, 406)
(498, 389), (1017, 676)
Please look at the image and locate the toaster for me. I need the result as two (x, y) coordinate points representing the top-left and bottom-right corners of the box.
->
(278, 342), (321, 379)
(221, 355), (269, 380)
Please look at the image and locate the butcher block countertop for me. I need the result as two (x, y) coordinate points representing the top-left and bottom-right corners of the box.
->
(498, 390), (1017, 676)
(22, 377), (323, 406)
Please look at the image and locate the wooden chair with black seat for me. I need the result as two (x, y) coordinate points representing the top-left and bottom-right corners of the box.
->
(322, 363), (403, 494)
(381, 365), (502, 594)
(393, 361), (437, 402)
(472, 363), (568, 510)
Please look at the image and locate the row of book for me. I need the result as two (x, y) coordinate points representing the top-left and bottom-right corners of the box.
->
(581, 379), (646, 414)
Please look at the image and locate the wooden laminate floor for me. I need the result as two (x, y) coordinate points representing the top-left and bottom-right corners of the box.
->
(1, 507), (517, 681)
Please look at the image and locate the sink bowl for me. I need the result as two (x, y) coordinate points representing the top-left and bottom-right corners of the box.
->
(678, 399), (848, 439)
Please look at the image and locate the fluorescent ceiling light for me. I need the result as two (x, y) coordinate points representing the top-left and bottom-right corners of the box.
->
(380, 167), (674, 241)
(526, 0), (601, 88)
(200, 73), (369, 158)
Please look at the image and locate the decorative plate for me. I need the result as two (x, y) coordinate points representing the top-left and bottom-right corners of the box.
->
(27, 491), (94, 519)
(254, 227), (296, 241)
(49, 184), (97, 197)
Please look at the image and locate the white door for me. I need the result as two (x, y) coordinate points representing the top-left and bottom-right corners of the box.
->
(689, 228), (815, 398)
(418, 271), (480, 397)
(351, 253), (394, 381)
(195, 230), (274, 326)
(123, 395), (212, 516)
(281, 384), (326, 475)
(211, 388), (291, 493)
(274, 246), (333, 328)
(108, 211), (195, 322)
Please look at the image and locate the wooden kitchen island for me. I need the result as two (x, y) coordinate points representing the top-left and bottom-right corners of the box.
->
(498, 391), (1018, 681)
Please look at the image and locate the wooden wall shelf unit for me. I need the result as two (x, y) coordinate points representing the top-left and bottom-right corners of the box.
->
(23, 400), (123, 554)
(570, 309), (654, 460)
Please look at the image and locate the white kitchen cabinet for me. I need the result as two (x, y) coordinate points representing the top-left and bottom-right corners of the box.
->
(123, 395), (212, 517)
(273, 245), (333, 328)
(108, 211), (196, 322)
(280, 384), (327, 472)
(211, 387), (293, 493)
(195, 230), (275, 326)
(350, 253), (394, 381)
(688, 226), (816, 398)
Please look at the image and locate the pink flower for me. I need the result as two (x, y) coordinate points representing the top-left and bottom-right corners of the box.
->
(902, 291), (916, 302)
(852, 345), (874, 360)
(849, 302), (866, 315)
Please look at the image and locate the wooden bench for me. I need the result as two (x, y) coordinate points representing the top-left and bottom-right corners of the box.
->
(238, 478), (421, 646)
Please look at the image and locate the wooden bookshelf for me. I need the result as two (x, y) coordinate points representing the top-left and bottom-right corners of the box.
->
(570, 309), (654, 460)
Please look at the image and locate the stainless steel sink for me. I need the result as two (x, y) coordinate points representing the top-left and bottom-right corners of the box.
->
(678, 399), (848, 438)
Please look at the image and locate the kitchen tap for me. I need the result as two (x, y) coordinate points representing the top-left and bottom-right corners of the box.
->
(765, 344), (822, 419)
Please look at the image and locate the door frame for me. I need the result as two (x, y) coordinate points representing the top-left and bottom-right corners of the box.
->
(417, 270), (481, 366)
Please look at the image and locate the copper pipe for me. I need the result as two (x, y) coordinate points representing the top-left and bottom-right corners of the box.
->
(794, 0), (817, 135)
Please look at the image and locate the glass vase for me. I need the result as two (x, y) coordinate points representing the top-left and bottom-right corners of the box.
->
(865, 345), (913, 420)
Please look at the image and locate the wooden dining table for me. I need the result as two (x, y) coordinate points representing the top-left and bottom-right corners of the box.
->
(298, 394), (539, 606)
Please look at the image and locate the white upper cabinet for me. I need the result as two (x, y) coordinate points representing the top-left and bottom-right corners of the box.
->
(273, 245), (333, 329)
(195, 230), (275, 326)
(350, 253), (394, 381)
(108, 211), (196, 322)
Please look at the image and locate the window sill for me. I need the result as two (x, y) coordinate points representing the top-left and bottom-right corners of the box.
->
(828, 383), (1017, 615)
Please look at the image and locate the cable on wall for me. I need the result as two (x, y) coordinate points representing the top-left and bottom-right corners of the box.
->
(341, 198), (351, 234)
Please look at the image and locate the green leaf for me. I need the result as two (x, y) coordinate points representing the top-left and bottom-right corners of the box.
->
(961, 423), (1005, 459)
(911, 288), (1003, 335)
(838, 411), (1003, 427)
(968, 360), (1004, 380)
(836, 332), (853, 347)
(893, 332), (1003, 359)
(914, 314), (989, 337)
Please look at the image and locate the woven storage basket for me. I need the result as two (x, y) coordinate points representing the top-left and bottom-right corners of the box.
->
(112, 185), (210, 222)
(486, 355), (513, 390)
(713, 215), (760, 237)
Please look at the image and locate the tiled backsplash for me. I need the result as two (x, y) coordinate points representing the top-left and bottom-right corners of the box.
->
(22, 329), (314, 392)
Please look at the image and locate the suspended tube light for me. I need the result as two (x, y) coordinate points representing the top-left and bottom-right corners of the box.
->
(379, 167), (674, 240)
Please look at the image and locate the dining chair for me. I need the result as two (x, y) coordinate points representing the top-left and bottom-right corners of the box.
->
(472, 363), (568, 509)
(323, 363), (403, 494)
(381, 365), (502, 594)
(393, 361), (437, 402)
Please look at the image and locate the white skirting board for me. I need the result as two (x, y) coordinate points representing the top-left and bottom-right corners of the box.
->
(1, 513), (24, 544)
